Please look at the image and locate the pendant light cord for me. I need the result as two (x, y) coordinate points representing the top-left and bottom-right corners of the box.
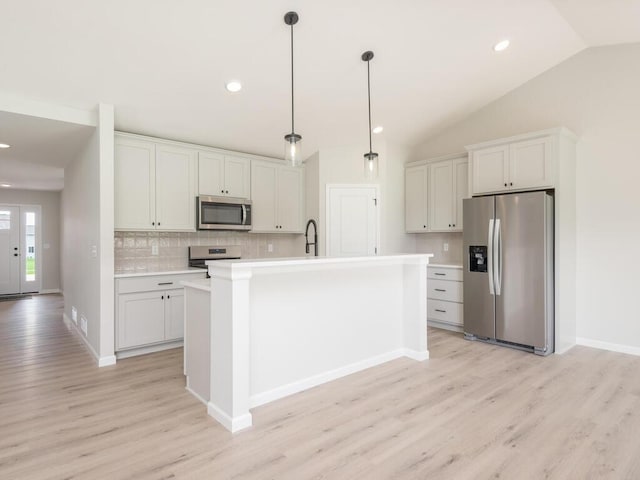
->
(367, 59), (372, 153)
(290, 23), (295, 134)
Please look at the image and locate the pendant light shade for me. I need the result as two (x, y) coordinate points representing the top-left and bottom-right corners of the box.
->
(284, 11), (302, 167)
(362, 51), (378, 180)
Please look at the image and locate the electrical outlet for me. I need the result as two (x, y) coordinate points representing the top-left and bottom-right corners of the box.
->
(90, 245), (98, 258)
(80, 315), (88, 336)
(443, 243), (449, 252)
(71, 306), (78, 324)
(151, 245), (159, 255)
(267, 244), (274, 253)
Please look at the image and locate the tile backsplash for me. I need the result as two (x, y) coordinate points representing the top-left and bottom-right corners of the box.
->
(115, 231), (305, 274)
(414, 232), (463, 265)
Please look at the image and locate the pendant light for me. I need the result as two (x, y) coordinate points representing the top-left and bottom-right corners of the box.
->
(284, 11), (302, 167)
(362, 51), (378, 180)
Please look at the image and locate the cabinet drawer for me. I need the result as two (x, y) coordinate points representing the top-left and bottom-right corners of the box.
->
(428, 299), (463, 326)
(428, 267), (462, 281)
(427, 279), (463, 302)
(116, 272), (205, 294)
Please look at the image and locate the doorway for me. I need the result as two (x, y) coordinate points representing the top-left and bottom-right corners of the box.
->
(326, 185), (379, 257)
(0, 204), (41, 295)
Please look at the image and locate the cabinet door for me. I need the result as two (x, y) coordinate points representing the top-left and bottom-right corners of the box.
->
(509, 136), (554, 190)
(155, 145), (197, 231)
(198, 151), (225, 196)
(453, 157), (469, 231)
(277, 166), (304, 232)
(164, 289), (185, 341)
(429, 161), (454, 231)
(224, 155), (251, 199)
(117, 291), (165, 349)
(250, 161), (278, 232)
(405, 165), (428, 232)
(114, 137), (156, 230)
(471, 145), (509, 195)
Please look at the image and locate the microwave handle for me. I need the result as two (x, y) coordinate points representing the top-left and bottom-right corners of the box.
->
(241, 204), (246, 225)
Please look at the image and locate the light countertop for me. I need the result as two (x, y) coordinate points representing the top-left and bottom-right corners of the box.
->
(429, 263), (462, 269)
(206, 254), (434, 270)
(114, 268), (205, 279)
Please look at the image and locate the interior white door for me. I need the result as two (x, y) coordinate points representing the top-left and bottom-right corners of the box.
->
(327, 186), (378, 257)
(0, 206), (21, 295)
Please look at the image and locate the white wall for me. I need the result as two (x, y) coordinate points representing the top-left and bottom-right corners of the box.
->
(0, 189), (61, 291)
(62, 104), (115, 365)
(412, 43), (640, 352)
(308, 140), (413, 256)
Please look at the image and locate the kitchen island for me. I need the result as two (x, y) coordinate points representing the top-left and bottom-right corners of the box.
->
(183, 254), (432, 432)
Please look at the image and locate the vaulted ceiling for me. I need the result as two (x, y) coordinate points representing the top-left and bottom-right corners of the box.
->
(1, 0), (639, 190)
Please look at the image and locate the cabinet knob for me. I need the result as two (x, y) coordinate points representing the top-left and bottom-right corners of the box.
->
(226, 190), (229, 194)
(504, 183), (507, 187)
(221, 190), (224, 193)
(448, 224), (451, 227)
(510, 182), (513, 186)
(161, 295), (164, 300)
(452, 224), (456, 227)
(152, 222), (155, 226)
(167, 294), (170, 299)
(423, 225), (426, 228)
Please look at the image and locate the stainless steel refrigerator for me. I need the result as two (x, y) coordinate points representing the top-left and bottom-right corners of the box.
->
(463, 191), (554, 355)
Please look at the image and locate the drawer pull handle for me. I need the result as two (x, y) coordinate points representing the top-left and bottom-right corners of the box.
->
(434, 273), (446, 276)
(435, 309), (447, 313)
(158, 282), (173, 285)
(435, 288), (446, 292)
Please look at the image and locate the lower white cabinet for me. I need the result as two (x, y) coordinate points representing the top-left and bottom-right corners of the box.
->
(427, 265), (463, 331)
(115, 271), (204, 355)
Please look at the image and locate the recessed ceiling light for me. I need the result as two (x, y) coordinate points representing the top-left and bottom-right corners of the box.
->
(0, 143), (10, 149)
(225, 81), (242, 93)
(372, 126), (384, 134)
(0, 183), (11, 188)
(493, 39), (510, 52)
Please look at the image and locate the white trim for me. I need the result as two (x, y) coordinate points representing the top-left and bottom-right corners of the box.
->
(576, 337), (640, 357)
(207, 402), (253, 433)
(185, 385), (208, 406)
(39, 289), (61, 294)
(64, 313), (117, 367)
(0, 92), (97, 126)
(464, 127), (577, 151)
(115, 340), (183, 359)
(250, 348), (425, 409)
(406, 152), (467, 168)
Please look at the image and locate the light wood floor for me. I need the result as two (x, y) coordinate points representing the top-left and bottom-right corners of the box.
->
(2, 295), (640, 479)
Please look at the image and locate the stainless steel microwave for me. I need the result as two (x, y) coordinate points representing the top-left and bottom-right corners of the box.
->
(197, 195), (252, 231)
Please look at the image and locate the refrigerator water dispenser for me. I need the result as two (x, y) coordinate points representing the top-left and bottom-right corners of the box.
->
(469, 246), (487, 273)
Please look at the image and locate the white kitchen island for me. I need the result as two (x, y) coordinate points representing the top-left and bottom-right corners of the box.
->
(182, 254), (433, 433)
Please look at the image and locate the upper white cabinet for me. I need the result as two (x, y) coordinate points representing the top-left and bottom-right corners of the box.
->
(405, 164), (429, 232)
(429, 156), (468, 232)
(251, 160), (304, 233)
(198, 152), (250, 199)
(405, 155), (468, 233)
(468, 129), (564, 196)
(115, 135), (197, 231)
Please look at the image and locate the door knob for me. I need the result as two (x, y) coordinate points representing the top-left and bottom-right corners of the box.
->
(14, 253), (18, 257)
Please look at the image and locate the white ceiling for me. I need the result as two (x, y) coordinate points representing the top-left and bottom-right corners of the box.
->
(0, 1), (638, 190)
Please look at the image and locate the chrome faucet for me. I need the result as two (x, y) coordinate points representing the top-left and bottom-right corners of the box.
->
(305, 219), (318, 256)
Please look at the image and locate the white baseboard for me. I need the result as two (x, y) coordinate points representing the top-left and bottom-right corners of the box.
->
(250, 348), (421, 409)
(39, 289), (61, 295)
(207, 402), (252, 433)
(116, 341), (183, 359)
(64, 313), (117, 367)
(576, 337), (640, 357)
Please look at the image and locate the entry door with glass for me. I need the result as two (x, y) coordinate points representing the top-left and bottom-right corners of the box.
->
(0, 205), (41, 295)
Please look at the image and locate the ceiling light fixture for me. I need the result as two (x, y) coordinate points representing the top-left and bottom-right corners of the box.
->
(373, 126), (384, 134)
(0, 143), (10, 149)
(225, 81), (242, 93)
(493, 39), (510, 52)
(362, 51), (379, 180)
(284, 11), (302, 167)
(0, 184), (11, 188)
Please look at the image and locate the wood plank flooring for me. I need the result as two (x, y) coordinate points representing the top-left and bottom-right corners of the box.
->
(2, 294), (640, 479)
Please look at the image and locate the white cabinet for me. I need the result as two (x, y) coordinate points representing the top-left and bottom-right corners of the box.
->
(115, 135), (197, 231)
(251, 160), (304, 233)
(115, 272), (205, 356)
(198, 152), (250, 199)
(468, 131), (557, 196)
(427, 266), (463, 332)
(405, 164), (429, 232)
(429, 156), (468, 232)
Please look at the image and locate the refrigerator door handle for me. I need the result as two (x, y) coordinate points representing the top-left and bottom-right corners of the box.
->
(488, 218), (495, 295)
(494, 218), (502, 296)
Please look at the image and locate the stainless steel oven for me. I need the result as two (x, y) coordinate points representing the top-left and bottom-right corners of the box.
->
(197, 195), (252, 231)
